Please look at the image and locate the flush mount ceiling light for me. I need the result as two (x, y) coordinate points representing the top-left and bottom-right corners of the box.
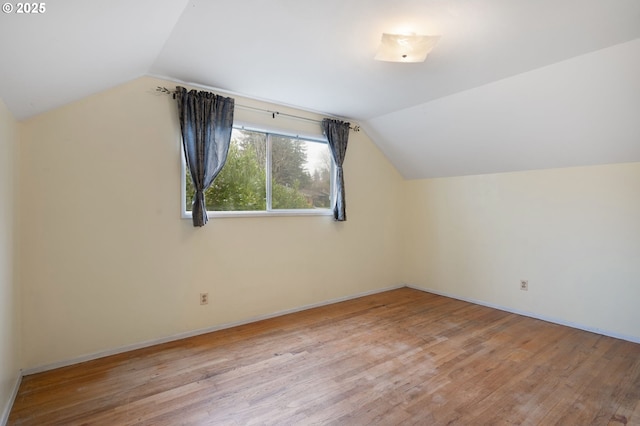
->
(374, 33), (440, 63)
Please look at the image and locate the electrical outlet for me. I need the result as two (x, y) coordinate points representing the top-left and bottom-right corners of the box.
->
(520, 280), (528, 291)
(200, 293), (209, 305)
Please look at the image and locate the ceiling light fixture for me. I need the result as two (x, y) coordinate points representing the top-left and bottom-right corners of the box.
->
(374, 33), (440, 63)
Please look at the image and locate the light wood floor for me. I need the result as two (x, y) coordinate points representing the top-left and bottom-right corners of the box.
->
(8, 288), (640, 425)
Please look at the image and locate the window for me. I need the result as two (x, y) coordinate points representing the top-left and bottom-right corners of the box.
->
(184, 128), (333, 215)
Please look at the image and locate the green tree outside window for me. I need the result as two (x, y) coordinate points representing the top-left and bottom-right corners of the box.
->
(185, 129), (332, 212)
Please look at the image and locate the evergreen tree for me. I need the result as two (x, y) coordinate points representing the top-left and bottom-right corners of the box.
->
(185, 129), (331, 212)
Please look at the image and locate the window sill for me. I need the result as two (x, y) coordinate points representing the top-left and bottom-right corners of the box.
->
(182, 209), (333, 219)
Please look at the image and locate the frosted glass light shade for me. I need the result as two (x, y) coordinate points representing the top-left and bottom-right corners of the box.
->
(374, 33), (440, 63)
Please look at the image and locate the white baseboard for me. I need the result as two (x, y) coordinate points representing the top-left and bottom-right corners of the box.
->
(1, 372), (22, 426)
(23, 282), (636, 378)
(23, 284), (406, 376)
(406, 284), (640, 345)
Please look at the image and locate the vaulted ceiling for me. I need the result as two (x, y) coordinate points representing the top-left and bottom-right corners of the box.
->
(1, 0), (639, 178)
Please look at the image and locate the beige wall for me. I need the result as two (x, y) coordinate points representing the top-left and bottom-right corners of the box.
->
(0, 98), (21, 422)
(14, 75), (640, 373)
(18, 76), (405, 369)
(402, 163), (640, 340)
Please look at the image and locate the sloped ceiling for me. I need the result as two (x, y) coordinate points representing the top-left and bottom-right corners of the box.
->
(1, 0), (639, 178)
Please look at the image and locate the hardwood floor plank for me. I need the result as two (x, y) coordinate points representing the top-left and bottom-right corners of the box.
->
(8, 288), (640, 425)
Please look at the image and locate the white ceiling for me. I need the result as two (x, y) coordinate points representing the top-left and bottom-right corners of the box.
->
(1, 0), (639, 178)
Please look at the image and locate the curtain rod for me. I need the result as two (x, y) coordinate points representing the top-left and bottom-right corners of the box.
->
(156, 86), (360, 132)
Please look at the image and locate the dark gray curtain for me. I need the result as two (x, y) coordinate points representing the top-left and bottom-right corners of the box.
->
(322, 118), (350, 221)
(176, 86), (235, 227)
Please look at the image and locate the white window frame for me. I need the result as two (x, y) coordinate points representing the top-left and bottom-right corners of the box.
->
(181, 125), (335, 219)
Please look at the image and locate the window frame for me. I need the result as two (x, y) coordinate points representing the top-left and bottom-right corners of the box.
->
(181, 125), (335, 219)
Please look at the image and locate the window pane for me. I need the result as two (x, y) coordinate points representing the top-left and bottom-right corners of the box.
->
(271, 136), (332, 210)
(185, 129), (267, 211)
